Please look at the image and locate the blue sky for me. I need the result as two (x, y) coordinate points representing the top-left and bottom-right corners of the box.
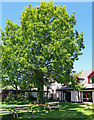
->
(2, 2), (92, 72)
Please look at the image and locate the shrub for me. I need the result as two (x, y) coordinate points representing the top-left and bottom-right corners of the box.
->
(3, 92), (26, 102)
(17, 93), (26, 101)
(4, 92), (15, 102)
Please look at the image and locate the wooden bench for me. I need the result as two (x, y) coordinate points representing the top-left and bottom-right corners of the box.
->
(0, 104), (34, 118)
(45, 102), (61, 111)
(0, 104), (47, 118)
(48, 105), (61, 111)
(0, 103), (61, 118)
(82, 103), (94, 110)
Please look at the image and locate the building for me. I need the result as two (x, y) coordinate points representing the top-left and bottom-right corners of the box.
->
(56, 70), (94, 103)
(1, 70), (94, 103)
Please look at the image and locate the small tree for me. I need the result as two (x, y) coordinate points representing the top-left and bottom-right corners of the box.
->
(68, 71), (84, 91)
(2, 2), (85, 103)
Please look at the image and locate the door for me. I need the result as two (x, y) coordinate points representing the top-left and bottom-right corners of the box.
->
(66, 92), (71, 102)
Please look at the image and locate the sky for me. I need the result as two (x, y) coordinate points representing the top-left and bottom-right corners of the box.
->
(1, 1), (92, 72)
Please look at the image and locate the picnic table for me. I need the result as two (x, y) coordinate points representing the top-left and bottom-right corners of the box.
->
(0, 102), (61, 118)
(82, 103), (94, 110)
(0, 104), (34, 118)
(45, 102), (61, 111)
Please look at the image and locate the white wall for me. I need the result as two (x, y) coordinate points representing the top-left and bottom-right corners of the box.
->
(71, 91), (78, 102)
(61, 92), (63, 100)
(92, 91), (94, 103)
(57, 91), (61, 100)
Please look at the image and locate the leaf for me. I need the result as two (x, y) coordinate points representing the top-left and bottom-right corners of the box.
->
(2, 2), (84, 95)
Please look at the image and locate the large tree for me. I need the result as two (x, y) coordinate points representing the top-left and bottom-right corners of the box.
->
(2, 2), (85, 103)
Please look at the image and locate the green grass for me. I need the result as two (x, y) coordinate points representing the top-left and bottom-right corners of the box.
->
(0, 100), (32, 106)
(0, 101), (94, 119)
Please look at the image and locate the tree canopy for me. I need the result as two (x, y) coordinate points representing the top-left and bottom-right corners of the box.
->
(2, 2), (85, 103)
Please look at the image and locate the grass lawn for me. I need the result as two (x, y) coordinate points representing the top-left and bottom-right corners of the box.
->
(0, 101), (94, 119)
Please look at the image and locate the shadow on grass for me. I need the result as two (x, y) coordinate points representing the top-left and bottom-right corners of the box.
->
(1, 101), (94, 119)
(2, 100), (33, 105)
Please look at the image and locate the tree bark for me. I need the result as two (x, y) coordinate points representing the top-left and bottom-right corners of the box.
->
(34, 69), (45, 104)
(47, 86), (49, 99)
(37, 81), (45, 104)
(15, 86), (18, 100)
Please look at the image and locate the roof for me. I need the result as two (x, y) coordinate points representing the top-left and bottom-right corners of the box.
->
(78, 69), (94, 79)
(56, 69), (94, 91)
(56, 86), (73, 91)
(1, 85), (15, 90)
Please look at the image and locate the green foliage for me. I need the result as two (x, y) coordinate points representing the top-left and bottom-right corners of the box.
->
(4, 92), (15, 102)
(1, 2), (85, 103)
(17, 93), (26, 101)
(3, 92), (26, 102)
(68, 71), (84, 91)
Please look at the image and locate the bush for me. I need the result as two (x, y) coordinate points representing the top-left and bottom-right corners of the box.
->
(4, 92), (26, 102)
(17, 93), (26, 101)
(4, 92), (15, 102)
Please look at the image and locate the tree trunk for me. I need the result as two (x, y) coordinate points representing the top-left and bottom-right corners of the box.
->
(47, 86), (49, 100)
(37, 82), (45, 104)
(15, 86), (18, 100)
(34, 70), (45, 104)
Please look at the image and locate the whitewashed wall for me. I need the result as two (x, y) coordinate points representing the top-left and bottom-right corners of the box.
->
(71, 91), (78, 102)
(58, 91), (61, 100)
(61, 92), (63, 100)
(92, 91), (94, 103)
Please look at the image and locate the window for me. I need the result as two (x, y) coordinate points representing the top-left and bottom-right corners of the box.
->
(80, 79), (84, 84)
(77, 79), (84, 84)
(83, 91), (92, 102)
(90, 77), (94, 83)
(88, 72), (94, 84)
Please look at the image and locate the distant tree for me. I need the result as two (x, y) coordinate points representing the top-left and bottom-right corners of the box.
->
(1, 2), (85, 103)
(68, 71), (84, 91)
